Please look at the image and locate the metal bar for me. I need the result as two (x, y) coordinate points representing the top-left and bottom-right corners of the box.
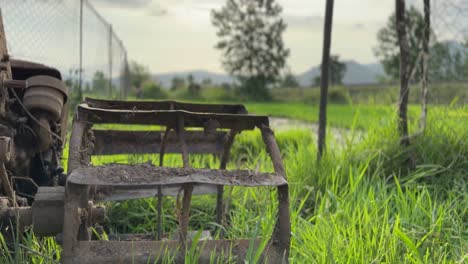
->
(62, 185), (86, 264)
(156, 126), (171, 240)
(317, 0), (335, 160)
(0, 9), (12, 116)
(108, 24), (113, 97)
(0, 163), (15, 204)
(0, 8), (12, 79)
(216, 130), (238, 227)
(179, 184), (193, 252)
(67, 120), (90, 174)
(175, 115), (193, 254)
(79, 0), (83, 98)
(177, 116), (189, 168)
(85, 97), (248, 114)
(77, 105), (265, 130)
(260, 124), (290, 259)
(159, 127), (171, 167)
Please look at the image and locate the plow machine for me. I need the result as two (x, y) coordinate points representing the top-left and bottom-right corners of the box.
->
(0, 13), (290, 264)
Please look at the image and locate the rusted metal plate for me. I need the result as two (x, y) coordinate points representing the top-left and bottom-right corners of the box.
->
(67, 239), (272, 264)
(68, 164), (286, 187)
(10, 59), (62, 80)
(76, 104), (268, 130)
(92, 130), (226, 155)
(85, 97), (248, 114)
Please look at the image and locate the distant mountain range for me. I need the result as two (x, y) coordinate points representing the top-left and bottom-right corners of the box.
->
(153, 60), (386, 88)
(296, 61), (385, 86)
(154, 70), (233, 88)
(152, 40), (467, 88)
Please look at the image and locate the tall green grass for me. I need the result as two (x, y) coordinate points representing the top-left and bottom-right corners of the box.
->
(0, 105), (466, 263)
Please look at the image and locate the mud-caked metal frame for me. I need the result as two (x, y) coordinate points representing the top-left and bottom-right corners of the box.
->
(63, 98), (290, 264)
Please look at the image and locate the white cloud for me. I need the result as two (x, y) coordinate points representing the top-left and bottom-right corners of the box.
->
(94, 0), (403, 73)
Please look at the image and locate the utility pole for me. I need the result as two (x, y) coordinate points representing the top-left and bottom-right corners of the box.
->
(317, 0), (334, 161)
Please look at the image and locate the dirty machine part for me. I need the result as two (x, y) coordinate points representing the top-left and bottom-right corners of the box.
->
(0, 59), (68, 203)
(61, 98), (291, 263)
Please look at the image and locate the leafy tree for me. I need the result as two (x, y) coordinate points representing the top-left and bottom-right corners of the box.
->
(281, 73), (299, 88)
(64, 68), (82, 110)
(374, 6), (425, 80)
(187, 74), (194, 85)
(187, 74), (201, 97)
(142, 80), (167, 99)
(329, 55), (346, 85)
(375, 6), (468, 82)
(212, 0), (289, 101)
(429, 42), (467, 81)
(312, 55), (347, 86)
(91, 71), (108, 95)
(171, 76), (186, 90)
(129, 61), (150, 98)
(202, 78), (213, 87)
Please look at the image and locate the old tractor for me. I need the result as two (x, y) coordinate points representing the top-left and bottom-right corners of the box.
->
(0, 14), (290, 264)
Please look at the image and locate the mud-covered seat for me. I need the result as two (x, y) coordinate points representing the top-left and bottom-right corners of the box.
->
(68, 164), (287, 201)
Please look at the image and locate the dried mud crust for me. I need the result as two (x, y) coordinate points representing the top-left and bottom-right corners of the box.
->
(70, 163), (286, 186)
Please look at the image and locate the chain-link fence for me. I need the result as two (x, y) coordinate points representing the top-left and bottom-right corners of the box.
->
(431, 0), (468, 42)
(410, 0), (468, 82)
(0, 0), (129, 100)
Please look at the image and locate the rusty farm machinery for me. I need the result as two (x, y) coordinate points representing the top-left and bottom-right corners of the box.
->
(0, 14), (290, 264)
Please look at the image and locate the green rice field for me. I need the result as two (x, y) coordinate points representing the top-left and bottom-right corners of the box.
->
(1, 104), (467, 263)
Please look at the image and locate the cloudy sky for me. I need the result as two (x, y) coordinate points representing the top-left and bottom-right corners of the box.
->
(92, 0), (405, 74)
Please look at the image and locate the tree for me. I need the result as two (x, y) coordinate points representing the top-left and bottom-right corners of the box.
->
(64, 68), (82, 110)
(396, 0), (411, 147)
(201, 78), (213, 87)
(330, 55), (346, 85)
(171, 76), (186, 90)
(91, 71), (109, 96)
(142, 80), (167, 99)
(429, 42), (466, 81)
(129, 61), (150, 98)
(420, 0), (430, 132)
(212, 0), (290, 101)
(281, 73), (299, 88)
(313, 55), (347, 86)
(374, 6), (425, 80)
(187, 74), (201, 97)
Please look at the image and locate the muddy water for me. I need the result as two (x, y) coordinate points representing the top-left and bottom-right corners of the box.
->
(268, 117), (363, 146)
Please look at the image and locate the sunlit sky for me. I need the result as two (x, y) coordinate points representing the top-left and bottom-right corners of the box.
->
(93, 0), (424, 74)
